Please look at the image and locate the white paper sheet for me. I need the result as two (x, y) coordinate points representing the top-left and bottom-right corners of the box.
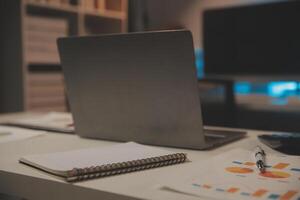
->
(7, 112), (74, 133)
(0, 125), (45, 144)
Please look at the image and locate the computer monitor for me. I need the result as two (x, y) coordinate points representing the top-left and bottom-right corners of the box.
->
(203, 0), (300, 78)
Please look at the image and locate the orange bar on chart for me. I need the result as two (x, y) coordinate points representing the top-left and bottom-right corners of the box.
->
(227, 187), (239, 193)
(202, 184), (212, 189)
(273, 163), (289, 169)
(252, 189), (268, 197)
(280, 190), (298, 200)
(244, 162), (255, 166)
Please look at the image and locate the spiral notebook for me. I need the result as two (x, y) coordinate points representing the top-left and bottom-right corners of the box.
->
(19, 142), (187, 182)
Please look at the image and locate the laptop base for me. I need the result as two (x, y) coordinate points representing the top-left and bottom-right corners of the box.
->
(202, 128), (247, 149)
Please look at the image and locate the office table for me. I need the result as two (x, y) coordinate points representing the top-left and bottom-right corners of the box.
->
(0, 112), (282, 200)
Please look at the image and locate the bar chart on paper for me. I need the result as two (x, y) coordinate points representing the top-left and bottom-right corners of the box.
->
(163, 149), (300, 200)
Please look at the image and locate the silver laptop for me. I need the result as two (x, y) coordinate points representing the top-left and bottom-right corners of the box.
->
(58, 30), (246, 150)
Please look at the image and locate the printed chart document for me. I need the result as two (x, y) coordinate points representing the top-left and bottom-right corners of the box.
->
(6, 112), (74, 133)
(0, 125), (45, 144)
(161, 149), (300, 200)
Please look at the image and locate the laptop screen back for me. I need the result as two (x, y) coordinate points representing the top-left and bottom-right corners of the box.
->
(58, 30), (205, 149)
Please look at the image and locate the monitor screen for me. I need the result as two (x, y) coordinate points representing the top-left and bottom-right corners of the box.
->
(203, 0), (300, 77)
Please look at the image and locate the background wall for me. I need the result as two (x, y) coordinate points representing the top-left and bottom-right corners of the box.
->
(145, 0), (285, 48)
(135, 0), (300, 133)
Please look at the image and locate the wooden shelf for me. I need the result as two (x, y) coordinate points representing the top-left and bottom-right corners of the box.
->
(83, 9), (126, 20)
(0, 0), (128, 113)
(25, 0), (127, 20)
(26, 1), (79, 13)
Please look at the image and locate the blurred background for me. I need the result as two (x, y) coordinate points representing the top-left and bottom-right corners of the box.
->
(0, 0), (299, 132)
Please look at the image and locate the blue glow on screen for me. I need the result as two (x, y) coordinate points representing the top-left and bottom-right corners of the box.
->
(234, 82), (251, 95)
(234, 81), (299, 97)
(195, 48), (204, 79)
(267, 82), (298, 97)
(195, 49), (300, 101)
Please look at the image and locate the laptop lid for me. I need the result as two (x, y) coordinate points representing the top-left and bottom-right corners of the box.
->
(58, 30), (206, 149)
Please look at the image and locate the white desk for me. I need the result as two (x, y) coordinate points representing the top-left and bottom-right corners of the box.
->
(0, 113), (282, 200)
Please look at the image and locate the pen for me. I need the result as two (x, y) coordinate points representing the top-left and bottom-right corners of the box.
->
(254, 146), (266, 173)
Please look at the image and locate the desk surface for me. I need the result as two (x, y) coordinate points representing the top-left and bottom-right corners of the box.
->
(0, 112), (282, 200)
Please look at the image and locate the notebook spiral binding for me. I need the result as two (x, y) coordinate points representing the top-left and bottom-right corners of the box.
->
(67, 153), (187, 182)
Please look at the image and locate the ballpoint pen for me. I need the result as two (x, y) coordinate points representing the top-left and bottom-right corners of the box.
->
(254, 146), (266, 173)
